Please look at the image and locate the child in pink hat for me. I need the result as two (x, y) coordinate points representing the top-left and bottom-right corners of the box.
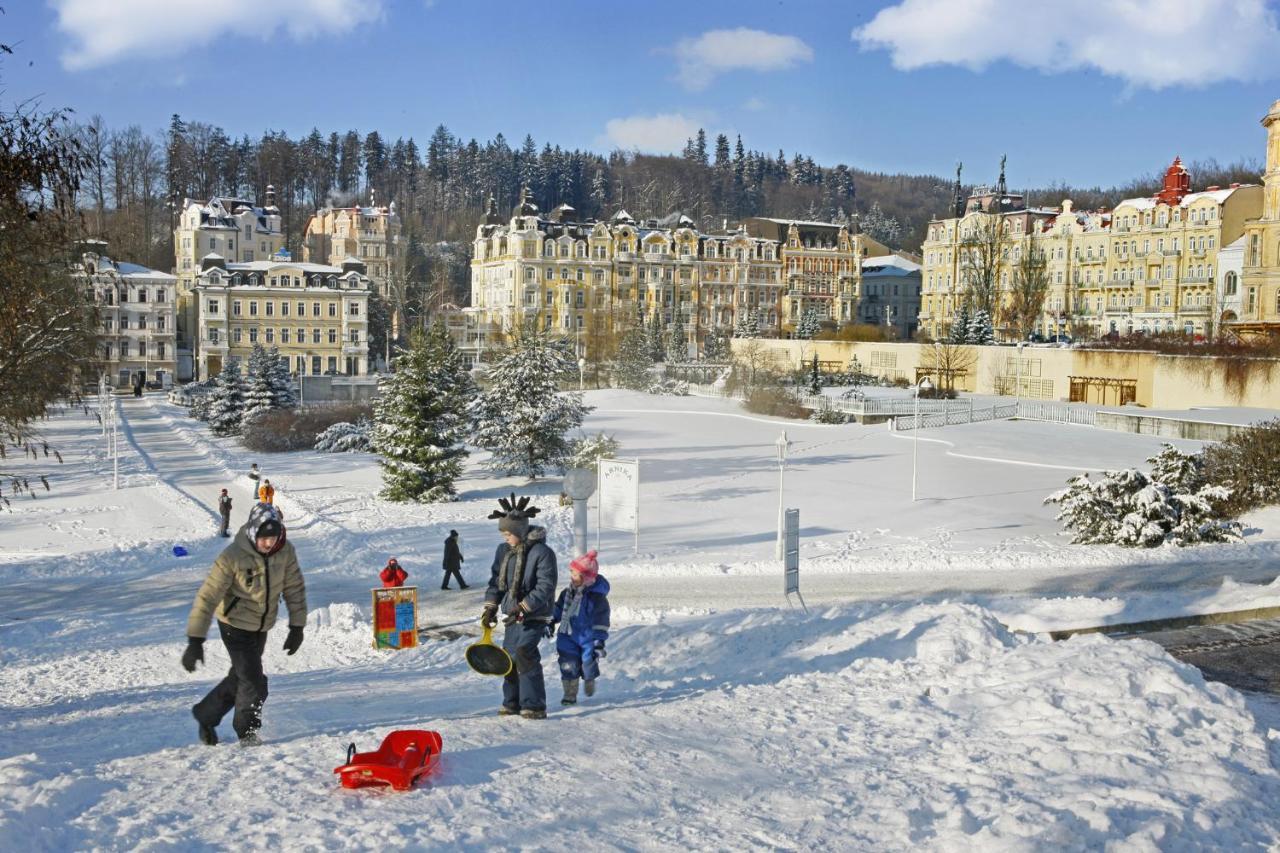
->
(550, 550), (610, 705)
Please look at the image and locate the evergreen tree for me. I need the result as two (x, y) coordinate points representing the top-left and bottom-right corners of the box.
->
(241, 344), (274, 422)
(966, 309), (996, 344)
(614, 326), (653, 390)
(206, 360), (246, 437)
(796, 309), (820, 340)
(372, 324), (474, 502)
(268, 346), (296, 409)
(734, 309), (761, 338)
(703, 328), (729, 361)
(808, 352), (823, 395)
(646, 310), (666, 362)
(666, 308), (687, 363)
(470, 328), (591, 478)
(948, 306), (972, 344)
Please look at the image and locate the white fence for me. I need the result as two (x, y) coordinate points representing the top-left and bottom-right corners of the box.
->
(1010, 400), (1098, 426)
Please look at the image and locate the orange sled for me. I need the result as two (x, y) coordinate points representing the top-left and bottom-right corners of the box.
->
(333, 730), (443, 791)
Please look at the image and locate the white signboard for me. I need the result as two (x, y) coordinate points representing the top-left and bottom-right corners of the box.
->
(597, 458), (640, 550)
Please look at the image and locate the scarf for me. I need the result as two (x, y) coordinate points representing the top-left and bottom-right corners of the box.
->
(498, 542), (525, 612)
(558, 584), (584, 635)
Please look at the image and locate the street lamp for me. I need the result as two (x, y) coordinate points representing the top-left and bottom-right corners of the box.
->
(775, 430), (790, 560)
(577, 356), (586, 393)
(912, 377), (934, 502)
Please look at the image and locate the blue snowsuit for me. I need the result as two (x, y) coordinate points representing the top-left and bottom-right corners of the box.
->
(553, 575), (610, 682)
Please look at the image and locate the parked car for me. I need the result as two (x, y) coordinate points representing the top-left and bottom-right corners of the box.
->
(1026, 332), (1048, 343)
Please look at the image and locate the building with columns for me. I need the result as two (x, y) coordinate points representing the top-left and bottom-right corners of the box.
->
(77, 243), (178, 387)
(190, 256), (371, 381)
(1238, 99), (1280, 336)
(920, 158), (1262, 341)
(468, 191), (893, 361)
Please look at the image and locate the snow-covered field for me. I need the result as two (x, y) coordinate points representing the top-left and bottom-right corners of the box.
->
(3, 391), (1280, 849)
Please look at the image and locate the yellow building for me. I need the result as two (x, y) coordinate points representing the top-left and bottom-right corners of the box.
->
(301, 197), (400, 298)
(174, 191), (285, 361)
(1239, 99), (1280, 335)
(920, 159), (1261, 341)
(191, 256), (371, 381)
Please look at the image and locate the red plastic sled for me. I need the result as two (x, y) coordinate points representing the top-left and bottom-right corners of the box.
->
(333, 730), (443, 791)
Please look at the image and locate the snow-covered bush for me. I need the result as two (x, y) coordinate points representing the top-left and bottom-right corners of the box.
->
(810, 405), (851, 424)
(1045, 444), (1241, 547)
(1201, 418), (1280, 515)
(646, 378), (689, 396)
(566, 432), (620, 472)
(314, 419), (372, 453)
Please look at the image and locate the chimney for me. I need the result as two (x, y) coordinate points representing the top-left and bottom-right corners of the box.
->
(1206, 185), (1221, 191)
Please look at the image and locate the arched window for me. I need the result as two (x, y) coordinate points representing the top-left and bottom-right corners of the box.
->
(1225, 271), (1238, 295)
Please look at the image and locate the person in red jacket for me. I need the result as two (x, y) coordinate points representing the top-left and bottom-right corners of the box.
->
(380, 557), (408, 588)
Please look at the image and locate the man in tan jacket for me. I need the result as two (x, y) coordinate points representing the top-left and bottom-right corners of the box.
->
(182, 502), (307, 746)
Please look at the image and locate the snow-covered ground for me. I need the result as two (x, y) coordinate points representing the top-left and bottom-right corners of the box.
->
(3, 392), (1280, 848)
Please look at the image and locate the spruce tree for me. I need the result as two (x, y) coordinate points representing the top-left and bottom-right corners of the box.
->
(207, 360), (246, 437)
(966, 309), (996, 344)
(666, 308), (687, 363)
(267, 346), (297, 409)
(614, 325), (653, 390)
(241, 344), (274, 422)
(372, 324), (474, 502)
(796, 309), (820, 340)
(808, 352), (823, 395)
(470, 327), (591, 478)
(703, 328), (728, 361)
(646, 310), (666, 362)
(948, 306), (972, 344)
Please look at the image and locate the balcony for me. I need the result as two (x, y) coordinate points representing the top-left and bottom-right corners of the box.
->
(1182, 276), (1211, 283)
(616, 252), (634, 262)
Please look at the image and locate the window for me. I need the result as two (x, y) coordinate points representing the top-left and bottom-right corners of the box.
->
(233, 328), (242, 343)
(312, 356), (322, 375)
(312, 329), (321, 344)
(297, 302), (305, 316)
(297, 327), (305, 343)
(157, 342), (166, 359)
(156, 288), (165, 303)
(265, 301), (274, 317)
(350, 329), (359, 343)
(232, 300), (242, 317)
(265, 328), (274, 344)
(327, 356), (337, 374)
(328, 329), (337, 344)
(209, 329), (219, 344)
(312, 302), (321, 317)
(349, 301), (359, 317)
(328, 302), (337, 317)
(249, 301), (258, 317)
(1225, 271), (1238, 295)
(207, 299), (219, 314)
(281, 301), (289, 317)
(281, 328), (290, 343)
(249, 327), (258, 343)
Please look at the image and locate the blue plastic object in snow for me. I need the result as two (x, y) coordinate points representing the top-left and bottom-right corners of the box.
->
(173, 546), (189, 557)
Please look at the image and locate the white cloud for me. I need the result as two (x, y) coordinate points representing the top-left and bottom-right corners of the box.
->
(853, 0), (1280, 90)
(743, 96), (767, 112)
(52, 0), (385, 71)
(673, 28), (813, 91)
(600, 113), (703, 154)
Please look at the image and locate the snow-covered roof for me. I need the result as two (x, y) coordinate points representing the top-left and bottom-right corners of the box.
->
(221, 260), (355, 275)
(116, 262), (176, 281)
(1114, 197), (1156, 211)
(861, 254), (921, 276)
(1181, 188), (1243, 205)
(753, 217), (845, 229)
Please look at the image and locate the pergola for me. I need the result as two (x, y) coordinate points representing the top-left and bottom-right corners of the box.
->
(1068, 375), (1137, 405)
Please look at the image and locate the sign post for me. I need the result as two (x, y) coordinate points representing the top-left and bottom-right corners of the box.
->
(783, 508), (806, 612)
(372, 586), (419, 650)
(597, 458), (640, 553)
(562, 467), (597, 559)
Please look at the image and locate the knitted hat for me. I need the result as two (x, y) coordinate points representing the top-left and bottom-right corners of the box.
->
(220, 488), (228, 495)
(489, 493), (541, 540)
(244, 501), (283, 540)
(569, 550), (599, 583)
(257, 519), (282, 539)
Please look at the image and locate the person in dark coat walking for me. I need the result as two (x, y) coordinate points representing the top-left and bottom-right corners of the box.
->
(442, 530), (467, 590)
(218, 489), (233, 537)
(481, 495), (557, 719)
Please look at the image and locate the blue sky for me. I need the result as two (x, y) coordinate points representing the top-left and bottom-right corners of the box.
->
(5, 0), (1280, 188)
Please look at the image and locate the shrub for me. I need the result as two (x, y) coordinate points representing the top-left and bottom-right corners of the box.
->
(241, 403), (374, 453)
(744, 385), (811, 420)
(917, 386), (959, 400)
(809, 405), (851, 424)
(1045, 443), (1241, 547)
(566, 431), (620, 471)
(314, 418), (373, 453)
(1201, 418), (1280, 515)
(646, 378), (689, 396)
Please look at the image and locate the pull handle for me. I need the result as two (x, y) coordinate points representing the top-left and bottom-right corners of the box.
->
(346, 742), (357, 765)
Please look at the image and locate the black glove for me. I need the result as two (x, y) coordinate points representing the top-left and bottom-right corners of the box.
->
(480, 604), (498, 628)
(181, 637), (204, 672)
(283, 626), (304, 655)
(502, 610), (522, 626)
(544, 622), (556, 639)
(594, 641), (606, 660)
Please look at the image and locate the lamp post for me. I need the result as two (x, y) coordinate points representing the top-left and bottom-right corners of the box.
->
(775, 430), (790, 560)
(1014, 340), (1026, 401)
(577, 356), (586, 393)
(912, 377), (933, 502)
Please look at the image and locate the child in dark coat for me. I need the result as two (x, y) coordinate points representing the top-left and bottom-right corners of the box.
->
(551, 550), (610, 705)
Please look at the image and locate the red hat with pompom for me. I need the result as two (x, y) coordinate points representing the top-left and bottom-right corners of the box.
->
(569, 550), (599, 583)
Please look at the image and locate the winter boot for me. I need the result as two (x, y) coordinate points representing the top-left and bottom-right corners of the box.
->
(238, 731), (263, 748)
(584, 679), (596, 698)
(192, 706), (218, 746)
(498, 706), (520, 716)
(520, 708), (547, 720)
(561, 679), (579, 705)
